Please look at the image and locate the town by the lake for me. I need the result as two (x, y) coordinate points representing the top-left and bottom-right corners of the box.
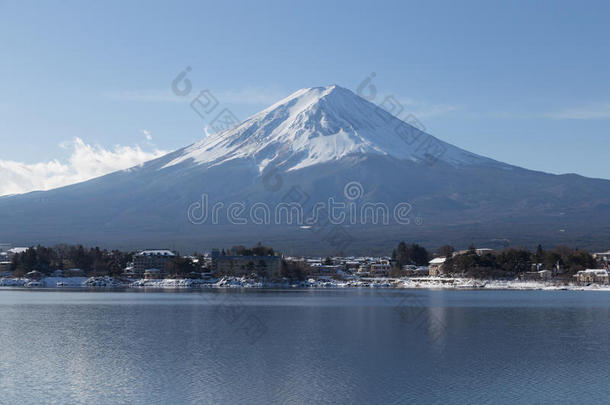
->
(2, 242), (609, 291)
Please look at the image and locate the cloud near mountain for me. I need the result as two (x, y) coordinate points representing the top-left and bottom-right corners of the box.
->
(0, 137), (167, 196)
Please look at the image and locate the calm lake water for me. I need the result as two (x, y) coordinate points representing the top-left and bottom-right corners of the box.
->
(0, 288), (609, 404)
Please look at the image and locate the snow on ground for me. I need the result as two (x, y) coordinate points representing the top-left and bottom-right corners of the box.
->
(1, 276), (610, 291)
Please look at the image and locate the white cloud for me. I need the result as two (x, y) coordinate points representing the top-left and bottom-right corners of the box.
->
(141, 129), (153, 141)
(545, 103), (610, 120)
(0, 138), (168, 196)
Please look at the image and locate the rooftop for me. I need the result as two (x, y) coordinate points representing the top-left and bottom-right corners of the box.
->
(136, 250), (176, 257)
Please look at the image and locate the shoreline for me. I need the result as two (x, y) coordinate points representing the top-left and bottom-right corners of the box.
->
(1, 276), (609, 291)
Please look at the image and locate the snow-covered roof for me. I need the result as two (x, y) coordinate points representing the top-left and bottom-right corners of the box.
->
(8, 247), (28, 254)
(137, 250), (176, 256)
(429, 257), (447, 265)
(575, 269), (608, 276)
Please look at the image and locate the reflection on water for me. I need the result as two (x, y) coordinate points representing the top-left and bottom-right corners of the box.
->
(0, 289), (609, 404)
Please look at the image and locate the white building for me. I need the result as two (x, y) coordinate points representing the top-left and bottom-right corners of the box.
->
(370, 262), (391, 277)
(574, 269), (609, 284)
(132, 249), (176, 276)
(429, 257), (447, 277)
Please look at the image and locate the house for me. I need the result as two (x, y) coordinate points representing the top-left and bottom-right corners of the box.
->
(520, 270), (552, 281)
(6, 247), (28, 259)
(356, 264), (371, 277)
(345, 261), (361, 270)
(429, 257), (447, 277)
(144, 268), (162, 279)
(122, 266), (137, 278)
(133, 250), (176, 276)
(538, 270), (552, 280)
(214, 255), (281, 278)
(308, 264), (342, 278)
(370, 261), (391, 277)
(26, 270), (43, 280)
(403, 265), (429, 276)
(0, 260), (12, 272)
(65, 268), (84, 277)
(574, 269), (609, 285)
(453, 248), (494, 257)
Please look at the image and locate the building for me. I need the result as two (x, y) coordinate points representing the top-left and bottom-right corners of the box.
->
(370, 262), (391, 277)
(214, 255), (281, 278)
(308, 264), (342, 279)
(133, 250), (176, 276)
(429, 257), (447, 277)
(593, 251), (610, 263)
(453, 248), (494, 257)
(520, 270), (552, 281)
(356, 264), (371, 277)
(6, 247), (28, 260)
(0, 261), (12, 275)
(64, 268), (84, 277)
(26, 270), (42, 280)
(402, 265), (429, 276)
(144, 269), (162, 279)
(574, 269), (609, 285)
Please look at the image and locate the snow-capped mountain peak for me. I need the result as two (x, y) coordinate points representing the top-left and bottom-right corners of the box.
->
(164, 85), (500, 172)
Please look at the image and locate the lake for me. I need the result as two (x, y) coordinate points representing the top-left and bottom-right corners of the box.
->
(0, 289), (609, 404)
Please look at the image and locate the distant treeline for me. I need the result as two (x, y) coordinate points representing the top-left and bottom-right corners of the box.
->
(445, 245), (597, 279)
(220, 243), (276, 257)
(389, 241), (598, 279)
(10, 245), (133, 277)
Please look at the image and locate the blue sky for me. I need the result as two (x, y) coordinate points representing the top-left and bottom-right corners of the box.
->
(1, 0), (609, 192)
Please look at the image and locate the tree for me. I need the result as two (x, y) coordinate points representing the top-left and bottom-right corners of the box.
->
(534, 244), (544, 265)
(281, 260), (307, 281)
(408, 244), (430, 266)
(396, 241), (409, 267)
(252, 242), (274, 256)
(438, 245), (455, 258)
(394, 242), (430, 267)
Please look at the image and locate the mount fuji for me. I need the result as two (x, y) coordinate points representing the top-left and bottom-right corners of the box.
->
(2, 85), (610, 254)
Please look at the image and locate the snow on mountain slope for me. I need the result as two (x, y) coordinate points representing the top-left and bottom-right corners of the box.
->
(163, 85), (507, 173)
